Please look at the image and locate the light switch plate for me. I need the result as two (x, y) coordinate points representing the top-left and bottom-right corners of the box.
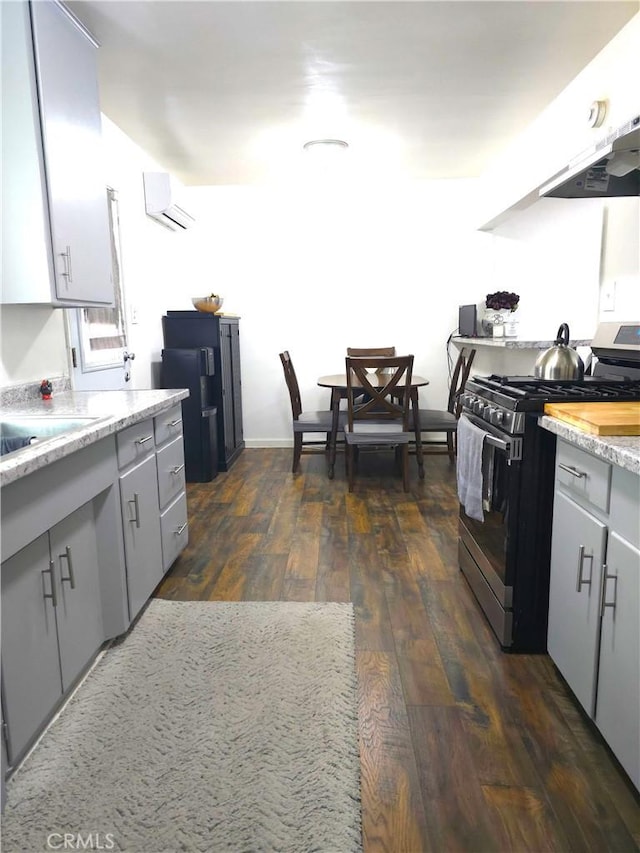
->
(601, 281), (616, 312)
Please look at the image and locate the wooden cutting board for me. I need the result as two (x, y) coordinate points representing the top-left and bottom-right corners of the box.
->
(544, 402), (640, 435)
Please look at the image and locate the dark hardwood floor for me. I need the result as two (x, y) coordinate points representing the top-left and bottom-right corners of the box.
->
(156, 448), (639, 853)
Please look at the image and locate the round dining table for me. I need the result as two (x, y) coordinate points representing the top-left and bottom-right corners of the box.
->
(317, 373), (430, 479)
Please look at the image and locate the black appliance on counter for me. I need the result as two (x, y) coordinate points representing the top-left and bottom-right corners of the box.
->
(458, 304), (479, 338)
(162, 311), (244, 472)
(458, 321), (640, 652)
(160, 347), (218, 482)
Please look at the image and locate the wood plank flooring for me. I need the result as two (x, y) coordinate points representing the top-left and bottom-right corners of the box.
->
(155, 448), (639, 853)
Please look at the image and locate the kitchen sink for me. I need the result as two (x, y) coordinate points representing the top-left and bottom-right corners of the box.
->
(0, 416), (102, 457)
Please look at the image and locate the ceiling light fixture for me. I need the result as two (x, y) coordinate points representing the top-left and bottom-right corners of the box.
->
(303, 139), (349, 152)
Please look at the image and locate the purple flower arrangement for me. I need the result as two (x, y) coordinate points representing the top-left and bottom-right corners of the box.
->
(485, 291), (519, 311)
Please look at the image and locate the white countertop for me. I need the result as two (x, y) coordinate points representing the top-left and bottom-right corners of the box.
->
(0, 389), (189, 486)
(539, 415), (640, 475)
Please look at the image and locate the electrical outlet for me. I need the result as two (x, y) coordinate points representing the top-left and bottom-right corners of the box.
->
(130, 304), (139, 325)
(601, 281), (616, 312)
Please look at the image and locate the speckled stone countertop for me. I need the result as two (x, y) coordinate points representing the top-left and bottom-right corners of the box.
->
(453, 336), (591, 349)
(539, 416), (640, 476)
(0, 388), (189, 486)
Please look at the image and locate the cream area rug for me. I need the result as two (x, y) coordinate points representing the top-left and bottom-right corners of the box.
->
(1, 600), (362, 853)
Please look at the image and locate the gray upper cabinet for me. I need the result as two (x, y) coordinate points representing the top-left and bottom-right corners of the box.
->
(1, 0), (112, 306)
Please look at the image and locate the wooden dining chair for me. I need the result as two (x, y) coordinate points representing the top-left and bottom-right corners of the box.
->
(279, 351), (345, 473)
(344, 355), (414, 492)
(410, 346), (476, 462)
(346, 346), (396, 359)
(346, 347), (397, 406)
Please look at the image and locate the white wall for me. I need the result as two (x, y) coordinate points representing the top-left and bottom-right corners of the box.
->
(599, 197), (640, 320)
(101, 116), (202, 388)
(182, 180), (492, 445)
(0, 306), (67, 388)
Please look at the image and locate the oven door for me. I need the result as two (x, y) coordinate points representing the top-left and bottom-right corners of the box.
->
(458, 412), (522, 647)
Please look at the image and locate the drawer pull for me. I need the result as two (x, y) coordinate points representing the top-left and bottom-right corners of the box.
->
(129, 493), (141, 529)
(575, 545), (593, 593)
(168, 419), (182, 427)
(175, 522), (188, 536)
(559, 463), (586, 479)
(60, 245), (73, 283)
(42, 561), (57, 607)
(171, 464), (185, 475)
(135, 435), (154, 445)
(601, 564), (618, 614)
(60, 545), (76, 589)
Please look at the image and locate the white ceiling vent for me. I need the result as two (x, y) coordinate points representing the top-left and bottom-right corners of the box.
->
(143, 172), (195, 231)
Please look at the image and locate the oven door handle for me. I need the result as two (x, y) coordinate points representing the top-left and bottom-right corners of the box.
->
(462, 412), (522, 462)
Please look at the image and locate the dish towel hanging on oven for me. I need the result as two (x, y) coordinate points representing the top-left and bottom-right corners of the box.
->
(456, 414), (486, 522)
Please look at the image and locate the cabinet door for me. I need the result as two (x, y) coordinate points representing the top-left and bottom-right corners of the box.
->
(30, 0), (112, 304)
(595, 532), (640, 789)
(220, 323), (235, 461)
(50, 501), (104, 692)
(1, 534), (62, 763)
(119, 454), (163, 620)
(230, 321), (244, 447)
(547, 491), (606, 715)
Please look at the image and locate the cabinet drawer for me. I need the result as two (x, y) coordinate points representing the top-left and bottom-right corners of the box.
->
(154, 404), (183, 448)
(556, 440), (611, 513)
(156, 436), (186, 511)
(116, 419), (155, 469)
(160, 492), (188, 572)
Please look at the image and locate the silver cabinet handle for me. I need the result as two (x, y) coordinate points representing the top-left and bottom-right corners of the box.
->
(601, 563), (618, 614)
(559, 463), (586, 479)
(60, 545), (76, 589)
(171, 464), (185, 475)
(576, 545), (593, 593)
(129, 493), (141, 528)
(42, 560), (57, 607)
(135, 435), (153, 445)
(168, 419), (182, 427)
(60, 245), (73, 283)
(175, 522), (187, 536)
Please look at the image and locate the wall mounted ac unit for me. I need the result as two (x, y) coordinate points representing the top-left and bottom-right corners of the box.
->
(143, 172), (195, 231)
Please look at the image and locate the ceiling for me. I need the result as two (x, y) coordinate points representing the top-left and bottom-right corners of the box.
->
(68, 1), (639, 186)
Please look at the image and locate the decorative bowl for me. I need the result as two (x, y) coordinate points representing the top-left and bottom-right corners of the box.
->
(192, 296), (223, 314)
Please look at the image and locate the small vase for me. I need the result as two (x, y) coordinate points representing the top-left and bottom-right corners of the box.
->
(483, 309), (506, 337)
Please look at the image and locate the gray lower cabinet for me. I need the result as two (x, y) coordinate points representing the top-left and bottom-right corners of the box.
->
(547, 491), (607, 715)
(594, 529), (640, 790)
(548, 440), (639, 790)
(1, 501), (103, 764)
(119, 453), (163, 621)
(117, 406), (188, 620)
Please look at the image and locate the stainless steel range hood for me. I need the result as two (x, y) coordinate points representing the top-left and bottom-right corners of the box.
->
(540, 115), (640, 199)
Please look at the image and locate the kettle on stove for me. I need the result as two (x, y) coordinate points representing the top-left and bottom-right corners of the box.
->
(534, 324), (585, 381)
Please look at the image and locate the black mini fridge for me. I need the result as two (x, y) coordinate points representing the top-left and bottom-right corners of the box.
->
(162, 311), (244, 471)
(160, 347), (218, 482)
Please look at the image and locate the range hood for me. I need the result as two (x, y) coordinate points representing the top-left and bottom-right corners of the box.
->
(540, 114), (640, 199)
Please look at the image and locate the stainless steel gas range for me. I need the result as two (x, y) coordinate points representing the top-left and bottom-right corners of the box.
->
(457, 321), (640, 652)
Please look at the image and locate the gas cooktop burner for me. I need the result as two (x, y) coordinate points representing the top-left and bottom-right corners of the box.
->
(464, 373), (640, 417)
(483, 374), (640, 400)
